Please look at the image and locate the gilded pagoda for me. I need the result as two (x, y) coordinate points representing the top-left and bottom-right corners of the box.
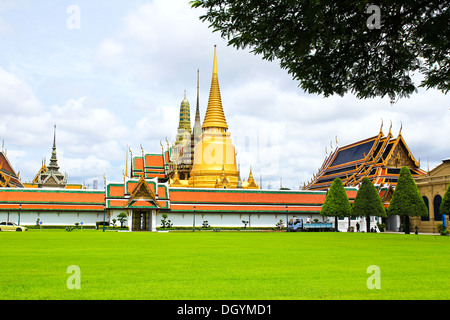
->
(130, 45), (258, 189)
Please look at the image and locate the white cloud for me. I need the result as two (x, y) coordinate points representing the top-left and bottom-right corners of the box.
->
(0, 67), (43, 116)
(95, 38), (124, 68)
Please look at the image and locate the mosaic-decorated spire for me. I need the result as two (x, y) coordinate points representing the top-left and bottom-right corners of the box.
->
(178, 90), (192, 133)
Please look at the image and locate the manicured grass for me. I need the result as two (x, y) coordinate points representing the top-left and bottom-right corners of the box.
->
(0, 230), (449, 300)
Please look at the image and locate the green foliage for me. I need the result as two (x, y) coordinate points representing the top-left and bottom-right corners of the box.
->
(436, 223), (449, 236)
(351, 178), (386, 218)
(387, 167), (428, 218)
(191, 0), (449, 101)
(321, 178), (351, 218)
(377, 223), (386, 232)
(117, 212), (127, 228)
(440, 184), (450, 216)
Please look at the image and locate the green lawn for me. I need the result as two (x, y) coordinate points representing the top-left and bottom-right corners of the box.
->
(0, 230), (449, 300)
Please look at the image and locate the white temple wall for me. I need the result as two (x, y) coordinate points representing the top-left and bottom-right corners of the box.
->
(0, 211), (104, 226)
(161, 212), (326, 228)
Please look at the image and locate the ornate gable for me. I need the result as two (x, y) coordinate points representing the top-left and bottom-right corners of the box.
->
(384, 134), (419, 168)
(32, 163), (47, 183)
(126, 175), (158, 207)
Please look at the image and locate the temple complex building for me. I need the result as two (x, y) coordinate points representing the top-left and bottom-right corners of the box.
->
(0, 45), (439, 233)
(305, 121), (426, 191)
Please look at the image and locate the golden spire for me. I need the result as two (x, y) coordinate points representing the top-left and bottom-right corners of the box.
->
(202, 45), (228, 131)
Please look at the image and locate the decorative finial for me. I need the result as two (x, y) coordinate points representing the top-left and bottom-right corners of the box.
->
(140, 144), (145, 160)
(380, 118), (383, 133)
(53, 123), (57, 147)
(389, 119), (392, 134)
(399, 121), (403, 135)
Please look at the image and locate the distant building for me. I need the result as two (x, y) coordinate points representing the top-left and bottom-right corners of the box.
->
(414, 158), (450, 233)
(23, 125), (83, 190)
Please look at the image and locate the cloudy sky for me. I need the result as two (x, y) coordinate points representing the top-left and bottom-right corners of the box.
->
(0, 0), (449, 190)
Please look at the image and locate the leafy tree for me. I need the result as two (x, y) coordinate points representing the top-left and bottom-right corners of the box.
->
(387, 166), (428, 234)
(191, 0), (449, 101)
(320, 178), (351, 231)
(351, 177), (386, 233)
(117, 212), (127, 228)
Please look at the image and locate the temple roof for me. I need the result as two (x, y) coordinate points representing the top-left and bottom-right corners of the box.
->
(131, 152), (170, 179)
(105, 176), (170, 210)
(0, 150), (23, 188)
(306, 125), (425, 190)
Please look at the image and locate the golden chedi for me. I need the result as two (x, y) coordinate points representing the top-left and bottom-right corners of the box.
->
(189, 45), (240, 188)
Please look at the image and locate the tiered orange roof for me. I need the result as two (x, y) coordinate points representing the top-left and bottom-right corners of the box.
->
(131, 153), (169, 179)
(106, 176), (169, 210)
